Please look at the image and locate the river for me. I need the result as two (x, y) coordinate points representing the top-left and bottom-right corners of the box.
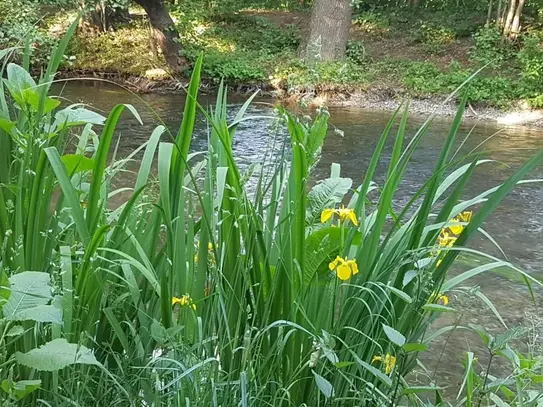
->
(55, 81), (543, 399)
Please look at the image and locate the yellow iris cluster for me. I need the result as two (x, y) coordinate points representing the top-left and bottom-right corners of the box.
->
(372, 353), (396, 375)
(321, 206), (360, 281)
(321, 206), (359, 226)
(172, 295), (196, 311)
(329, 256), (359, 281)
(194, 241), (216, 264)
(434, 211), (473, 265)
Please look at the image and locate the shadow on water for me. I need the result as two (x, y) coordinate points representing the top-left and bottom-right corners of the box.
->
(54, 80), (543, 399)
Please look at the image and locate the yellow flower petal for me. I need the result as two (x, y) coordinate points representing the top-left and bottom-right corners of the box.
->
(321, 208), (335, 223)
(346, 209), (359, 226)
(329, 256), (341, 271)
(437, 294), (449, 305)
(337, 206), (358, 226)
(384, 354), (396, 374)
(172, 297), (181, 305)
(449, 224), (464, 235)
(349, 260), (359, 276)
(456, 211), (473, 223)
(449, 211), (473, 235)
(336, 263), (352, 281)
(372, 355), (382, 363)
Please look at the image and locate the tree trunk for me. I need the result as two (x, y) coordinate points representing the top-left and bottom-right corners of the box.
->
(411, 0), (422, 7)
(502, 0), (517, 36)
(303, 0), (352, 62)
(496, 0), (503, 27)
(509, 0), (526, 39)
(486, 0), (493, 27)
(133, 0), (185, 73)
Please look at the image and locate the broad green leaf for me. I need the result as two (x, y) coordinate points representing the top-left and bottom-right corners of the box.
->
(0, 118), (15, 133)
(306, 177), (353, 225)
(489, 393), (511, 407)
(334, 361), (355, 369)
(151, 320), (168, 343)
(53, 106), (106, 130)
(4, 272), (52, 321)
(15, 338), (100, 371)
(304, 227), (342, 288)
(6, 325), (24, 337)
(422, 303), (456, 313)
(22, 89), (60, 113)
(402, 343), (428, 353)
(12, 304), (62, 324)
(61, 154), (95, 175)
(402, 270), (418, 287)
(387, 286), (412, 303)
(5, 63), (36, 104)
(1, 379), (41, 400)
(492, 326), (528, 352)
(312, 371), (334, 398)
(382, 324), (406, 346)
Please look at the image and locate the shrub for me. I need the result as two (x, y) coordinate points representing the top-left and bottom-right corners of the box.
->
(470, 26), (514, 68)
(0, 0), (57, 65)
(415, 23), (456, 55)
(346, 40), (367, 65)
(518, 34), (543, 94)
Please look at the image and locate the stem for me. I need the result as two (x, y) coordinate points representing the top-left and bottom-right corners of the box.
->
(389, 352), (403, 407)
(478, 350), (494, 407)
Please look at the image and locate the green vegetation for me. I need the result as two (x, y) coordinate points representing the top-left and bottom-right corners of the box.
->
(0, 25), (543, 406)
(4, 0), (543, 106)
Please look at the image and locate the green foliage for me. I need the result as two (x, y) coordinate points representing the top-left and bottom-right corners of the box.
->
(402, 60), (519, 106)
(346, 40), (367, 64)
(1, 19), (543, 407)
(275, 59), (374, 91)
(174, 12), (300, 83)
(518, 34), (543, 89)
(416, 323), (543, 407)
(0, 0), (58, 65)
(415, 22), (456, 54)
(470, 26), (514, 68)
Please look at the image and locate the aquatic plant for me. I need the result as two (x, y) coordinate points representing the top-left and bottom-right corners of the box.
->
(0, 23), (542, 406)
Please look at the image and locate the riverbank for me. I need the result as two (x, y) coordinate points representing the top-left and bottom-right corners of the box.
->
(43, 6), (543, 127)
(56, 69), (543, 128)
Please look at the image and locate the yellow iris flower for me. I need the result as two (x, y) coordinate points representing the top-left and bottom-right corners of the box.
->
(321, 206), (359, 226)
(172, 295), (197, 311)
(329, 256), (359, 280)
(372, 353), (397, 374)
(437, 294), (449, 305)
(449, 211), (473, 235)
(433, 212), (472, 266)
(430, 292), (449, 306)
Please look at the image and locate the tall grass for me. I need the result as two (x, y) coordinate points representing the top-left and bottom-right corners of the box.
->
(0, 25), (542, 406)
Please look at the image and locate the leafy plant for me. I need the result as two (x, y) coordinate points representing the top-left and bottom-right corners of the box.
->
(470, 26), (514, 68)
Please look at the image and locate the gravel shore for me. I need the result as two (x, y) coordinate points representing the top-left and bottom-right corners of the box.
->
(297, 89), (543, 128)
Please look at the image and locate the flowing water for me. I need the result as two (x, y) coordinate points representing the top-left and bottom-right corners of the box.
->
(56, 81), (543, 398)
